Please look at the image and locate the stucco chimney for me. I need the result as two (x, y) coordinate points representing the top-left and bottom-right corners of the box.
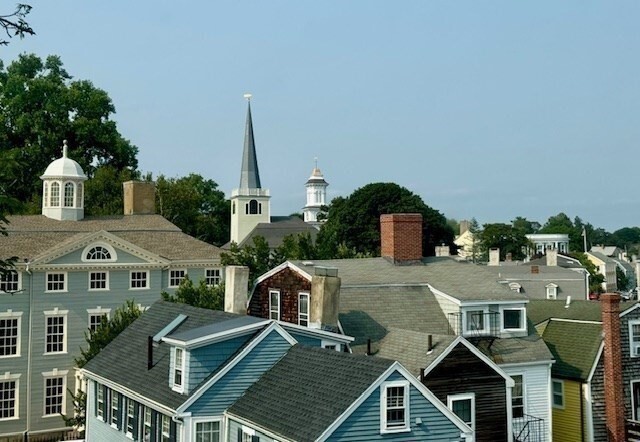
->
(224, 266), (249, 315)
(459, 220), (470, 235)
(488, 248), (500, 266)
(380, 213), (423, 263)
(309, 266), (340, 329)
(601, 293), (625, 442)
(435, 245), (450, 257)
(546, 249), (558, 266)
(123, 181), (156, 215)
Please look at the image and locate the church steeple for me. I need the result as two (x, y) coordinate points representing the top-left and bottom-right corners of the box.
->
(239, 97), (261, 190)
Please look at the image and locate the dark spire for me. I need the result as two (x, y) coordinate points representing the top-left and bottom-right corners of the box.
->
(239, 98), (262, 189)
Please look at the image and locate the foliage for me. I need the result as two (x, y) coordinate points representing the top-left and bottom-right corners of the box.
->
(0, 54), (138, 214)
(477, 222), (529, 261)
(84, 165), (140, 216)
(221, 236), (275, 283)
(617, 266), (631, 292)
(62, 389), (86, 433)
(156, 173), (230, 246)
(511, 216), (540, 235)
(75, 300), (142, 368)
(570, 252), (605, 294)
(161, 275), (224, 310)
(0, 4), (34, 46)
(316, 182), (454, 258)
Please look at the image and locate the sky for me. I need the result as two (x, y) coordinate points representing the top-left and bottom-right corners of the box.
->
(2, 1), (639, 232)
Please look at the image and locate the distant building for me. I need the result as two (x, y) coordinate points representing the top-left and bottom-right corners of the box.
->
(302, 162), (328, 225)
(526, 233), (570, 256)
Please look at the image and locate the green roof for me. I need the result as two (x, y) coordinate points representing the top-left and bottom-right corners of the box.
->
(527, 300), (603, 324)
(541, 319), (602, 380)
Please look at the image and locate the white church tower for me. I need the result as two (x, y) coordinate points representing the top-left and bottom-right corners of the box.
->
(41, 140), (88, 221)
(230, 95), (271, 244)
(303, 159), (328, 224)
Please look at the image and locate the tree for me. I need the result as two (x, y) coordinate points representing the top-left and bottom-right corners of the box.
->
(84, 165), (139, 216)
(162, 275), (224, 310)
(316, 182), (454, 258)
(156, 174), (230, 246)
(221, 236), (274, 283)
(477, 222), (529, 261)
(62, 390), (86, 434)
(570, 252), (605, 294)
(0, 54), (138, 213)
(0, 4), (34, 46)
(511, 216), (540, 235)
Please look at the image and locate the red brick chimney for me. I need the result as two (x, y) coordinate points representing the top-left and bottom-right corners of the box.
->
(601, 293), (626, 442)
(380, 213), (423, 263)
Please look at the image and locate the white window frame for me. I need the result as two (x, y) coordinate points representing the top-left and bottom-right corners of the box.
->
(81, 243), (117, 262)
(50, 182), (60, 207)
(130, 270), (149, 290)
(88, 271), (109, 291)
(63, 181), (75, 207)
(87, 307), (111, 332)
(511, 373), (526, 419)
(380, 380), (410, 433)
(205, 268), (221, 286)
(193, 418), (222, 442)
(269, 290), (280, 321)
(0, 271), (20, 293)
(241, 425), (255, 442)
(125, 398), (135, 438)
(321, 340), (341, 351)
(298, 292), (309, 327)
(631, 380), (640, 421)
(45, 272), (67, 293)
(552, 379), (564, 409)
(42, 369), (68, 417)
(96, 384), (105, 421)
(546, 283), (558, 300)
(161, 414), (171, 441)
(629, 320), (640, 357)
(169, 269), (187, 288)
(448, 392), (475, 430)
(501, 306), (527, 332)
(143, 406), (152, 440)
(111, 390), (120, 428)
(44, 309), (68, 355)
(462, 307), (489, 336)
(0, 311), (22, 358)
(172, 347), (186, 393)
(0, 372), (20, 421)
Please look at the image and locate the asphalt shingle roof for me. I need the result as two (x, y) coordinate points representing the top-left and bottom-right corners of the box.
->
(527, 300), (604, 324)
(83, 301), (245, 410)
(235, 216), (319, 249)
(226, 345), (394, 441)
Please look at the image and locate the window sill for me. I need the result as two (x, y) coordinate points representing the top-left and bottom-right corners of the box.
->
(0, 416), (19, 421)
(43, 413), (63, 418)
(0, 354), (20, 359)
(43, 351), (67, 356)
(380, 427), (411, 434)
(129, 287), (150, 290)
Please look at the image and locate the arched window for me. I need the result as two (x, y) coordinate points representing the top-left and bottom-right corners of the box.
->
(248, 199), (259, 215)
(76, 183), (83, 208)
(50, 182), (60, 207)
(43, 182), (49, 207)
(64, 182), (74, 207)
(86, 246), (112, 261)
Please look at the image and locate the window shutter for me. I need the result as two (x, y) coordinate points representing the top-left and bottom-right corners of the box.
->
(151, 411), (158, 442)
(237, 428), (243, 442)
(170, 418), (177, 441)
(116, 393), (123, 430)
(252, 436), (260, 442)
(133, 402), (140, 441)
(94, 382), (98, 417)
(105, 388), (111, 422)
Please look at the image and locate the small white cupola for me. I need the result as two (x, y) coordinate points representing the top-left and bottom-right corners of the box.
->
(303, 158), (328, 224)
(40, 140), (88, 221)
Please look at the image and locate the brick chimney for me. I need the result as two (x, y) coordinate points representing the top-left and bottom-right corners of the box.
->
(380, 213), (423, 263)
(601, 293), (625, 442)
(123, 181), (156, 215)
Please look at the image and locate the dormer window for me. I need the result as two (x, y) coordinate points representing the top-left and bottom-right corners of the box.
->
(501, 307), (526, 332)
(462, 308), (488, 336)
(508, 282), (522, 293)
(172, 347), (186, 393)
(546, 283), (558, 300)
(380, 380), (410, 433)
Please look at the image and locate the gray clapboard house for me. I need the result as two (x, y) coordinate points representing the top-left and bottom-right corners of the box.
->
(0, 144), (222, 440)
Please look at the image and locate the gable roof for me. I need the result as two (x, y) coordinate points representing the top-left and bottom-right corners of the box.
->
(2, 214), (222, 261)
(226, 345), (395, 441)
(236, 216), (319, 249)
(541, 319), (602, 381)
(527, 299), (604, 325)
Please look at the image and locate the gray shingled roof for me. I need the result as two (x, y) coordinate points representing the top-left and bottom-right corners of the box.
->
(226, 345), (394, 441)
(2, 215), (222, 261)
(168, 316), (265, 342)
(541, 320), (602, 381)
(527, 300), (604, 324)
(235, 216), (319, 249)
(83, 301), (246, 410)
(293, 257), (521, 302)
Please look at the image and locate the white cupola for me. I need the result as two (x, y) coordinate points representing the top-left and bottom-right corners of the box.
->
(303, 159), (328, 224)
(40, 140), (88, 221)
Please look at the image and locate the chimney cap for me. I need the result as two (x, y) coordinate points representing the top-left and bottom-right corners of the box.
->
(314, 266), (338, 277)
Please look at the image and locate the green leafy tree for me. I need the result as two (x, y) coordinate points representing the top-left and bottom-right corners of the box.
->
(0, 54), (138, 213)
(0, 4), (34, 46)
(272, 232), (318, 263)
(84, 165), (139, 216)
(570, 252), (605, 294)
(617, 267), (631, 292)
(162, 275), (224, 310)
(512, 216), (540, 235)
(221, 236), (274, 283)
(477, 222), (529, 261)
(62, 390), (86, 434)
(156, 174), (230, 246)
(316, 182), (454, 258)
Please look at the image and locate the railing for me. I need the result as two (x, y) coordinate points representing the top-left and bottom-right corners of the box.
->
(447, 311), (500, 338)
(513, 414), (545, 442)
(231, 188), (270, 197)
(627, 420), (640, 442)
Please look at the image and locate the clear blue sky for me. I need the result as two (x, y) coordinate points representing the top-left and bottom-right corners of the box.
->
(2, 1), (639, 232)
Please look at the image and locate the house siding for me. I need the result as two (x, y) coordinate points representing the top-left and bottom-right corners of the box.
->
(552, 379), (583, 442)
(328, 372), (465, 441)
(249, 267), (311, 324)
(186, 331), (292, 416)
(423, 343), (508, 442)
(85, 379), (133, 442)
(227, 418), (274, 441)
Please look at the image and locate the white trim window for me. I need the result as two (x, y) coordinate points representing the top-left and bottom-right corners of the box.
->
(143, 407), (152, 440)
(111, 391), (120, 427)
(130, 271), (149, 289)
(195, 420), (220, 442)
(299, 292), (309, 327)
(205, 268), (221, 286)
(87, 307), (111, 332)
(552, 379), (564, 408)
(63, 182), (74, 207)
(380, 380), (410, 433)
(0, 311), (21, 358)
(125, 399), (136, 438)
(83, 244), (116, 262)
(89, 271), (109, 290)
(241, 426), (255, 442)
(173, 347), (185, 392)
(321, 340), (341, 351)
(463, 308), (488, 336)
(46, 272), (67, 292)
(546, 283), (558, 300)
(44, 309), (68, 354)
(512, 374), (525, 419)
(161, 414), (171, 442)
(448, 393), (475, 430)
(501, 307), (527, 332)
(0, 373), (19, 420)
(632, 380), (640, 421)
(269, 290), (280, 320)
(169, 269), (186, 288)
(630, 320), (640, 357)
(50, 182), (60, 207)
(0, 271), (20, 293)
(96, 385), (105, 421)
(43, 371), (67, 417)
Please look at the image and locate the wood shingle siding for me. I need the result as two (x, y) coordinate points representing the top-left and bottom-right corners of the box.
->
(250, 267), (311, 323)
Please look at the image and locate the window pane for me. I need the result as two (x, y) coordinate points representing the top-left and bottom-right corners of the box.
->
(452, 399), (472, 424)
(504, 310), (522, 329)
